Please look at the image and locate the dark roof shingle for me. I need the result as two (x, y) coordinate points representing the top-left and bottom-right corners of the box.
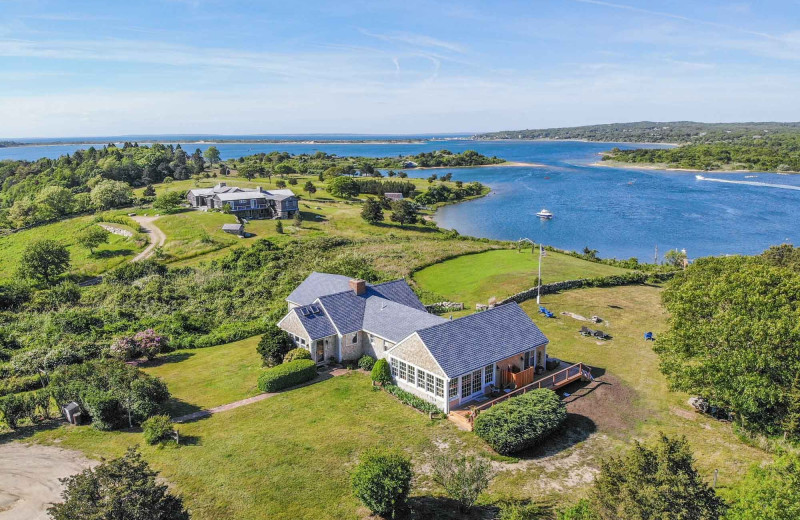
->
(415, 303), (549, 378)
(292, 305), (337, 340)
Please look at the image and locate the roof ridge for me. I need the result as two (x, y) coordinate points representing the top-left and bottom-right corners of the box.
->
(415, 302), (520, 333)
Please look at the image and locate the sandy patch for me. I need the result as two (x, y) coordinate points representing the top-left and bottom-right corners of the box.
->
(0, 442), (96, 520)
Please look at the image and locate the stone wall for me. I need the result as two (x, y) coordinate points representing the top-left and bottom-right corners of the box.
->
(98, 224), (134, 238)
(425, 302), (464, 313)
(498, 272), (676, 306)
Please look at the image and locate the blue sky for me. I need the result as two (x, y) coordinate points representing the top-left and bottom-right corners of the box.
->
(1, 0), (799, 137)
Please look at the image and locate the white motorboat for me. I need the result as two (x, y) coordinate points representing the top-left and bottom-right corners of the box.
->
(695, 175), (705, 180)
(536, 208), (553, 219)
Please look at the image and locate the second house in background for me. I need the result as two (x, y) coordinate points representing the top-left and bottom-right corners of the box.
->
(186, 182), (299, 219)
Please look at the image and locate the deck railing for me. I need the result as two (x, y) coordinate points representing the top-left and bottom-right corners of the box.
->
(468, 363), (592, 424)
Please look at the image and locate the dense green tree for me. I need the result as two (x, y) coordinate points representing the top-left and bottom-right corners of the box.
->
(153, 190), (185, 212)
(35, 186), (74, 220)
(725, 453), (800, 520)
(204, 145), (221, 165)
(238, 162), (263, 181)
(90, 180), (133, 210)
(48, 447), (189, 520)
(655, 254), (800, 435)
(327, 175), (360, 198)
(303, 181), (316, 194)
(257, 324), (293, 366)
(143, 184), (156, 197)
(19, 239), (70, 285)
(361, 198), (384, 224)
(664, 248), (688, 268)
(591, 434), (724, 520)
(389, 200), (418, 227)
(191, 148), (205, 173)
(76, 226), (110, 254)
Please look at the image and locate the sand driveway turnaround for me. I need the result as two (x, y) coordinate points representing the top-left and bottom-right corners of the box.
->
(0, 443), (96, 520)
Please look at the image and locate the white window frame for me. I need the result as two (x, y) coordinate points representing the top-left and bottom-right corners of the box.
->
(416, 369), (426, 389)
(461, 372), (472, 397)
(435, 378), (444, 398)
(484, 364), (493, 385)
(399, 361), (407, 381)
(449, 378), (458, 399)
(390, 358), (398, 377)
(407, 365), (415, 386)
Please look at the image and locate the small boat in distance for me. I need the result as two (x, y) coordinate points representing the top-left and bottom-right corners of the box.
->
(695, 175), (705, 180)
(536, 208), (554, 219)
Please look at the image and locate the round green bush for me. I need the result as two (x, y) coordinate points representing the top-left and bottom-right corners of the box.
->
(257, 359), (317, 392)
(371, 358), (391, 386)
(351, 449), (412, 518)
(473, 389), (566, 455)
(358, 355), (376, 371)
(283, 347), (312, 363)
(142, 414), (174, 445)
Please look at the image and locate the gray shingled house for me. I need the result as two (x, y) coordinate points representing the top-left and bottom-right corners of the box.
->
(187, 182), (299, 219)
(277, 272), (549, 413)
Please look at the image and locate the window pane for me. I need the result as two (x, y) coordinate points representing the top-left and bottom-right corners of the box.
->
(399, 361), (407, 381)
(461, 372), (471, 397)
(426, 373), (434, 394)
(408, 366), (415, 385)
(417, 370), (426, 389)
(390, 358), (398, 377)
(484, 364), (493, 384)
(435, 378), (444, 398)
(449, 378), (458, 399)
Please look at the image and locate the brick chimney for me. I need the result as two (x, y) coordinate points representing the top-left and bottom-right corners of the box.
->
(349, 279), (366, 296)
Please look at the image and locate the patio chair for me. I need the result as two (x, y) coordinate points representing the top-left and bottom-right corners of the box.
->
(539, 306), (547, 314)
(644, 331), (655, 341)
(593, 330), (610, 340)
(579, 326), (593, 336)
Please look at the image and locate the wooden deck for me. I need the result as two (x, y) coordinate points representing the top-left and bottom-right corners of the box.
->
(448, 362), (593, 431)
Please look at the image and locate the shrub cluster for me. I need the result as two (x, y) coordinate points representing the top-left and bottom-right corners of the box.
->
(0, 390), (52, 429)
(384, 384), (439, 415)
(283, 347), (311, 363)
(109, 329), (170, 361)
(49, 359), (170, 430)
(257, 359), (317, 392)
(371, 358), (392, 386)
(351, 449), (413, 518)
(474, 389), (566, 454)
(357, 355), (376, 371)
(142, 414), (174, 445)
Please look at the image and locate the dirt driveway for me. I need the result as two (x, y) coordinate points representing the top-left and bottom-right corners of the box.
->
(130, 215), (166, 262)
(0, 443), (96, 519)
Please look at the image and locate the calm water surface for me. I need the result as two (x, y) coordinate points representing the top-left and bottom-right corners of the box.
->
(3, 139), (799, 261)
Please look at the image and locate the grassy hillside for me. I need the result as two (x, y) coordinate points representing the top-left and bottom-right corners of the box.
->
(24, 285), (769, 519)
(413, 248), (630, 305)
(0, 216), (144, 281)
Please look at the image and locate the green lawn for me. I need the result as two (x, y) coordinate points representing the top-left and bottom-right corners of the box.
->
(0, 216), (145, 281)
(519, 285), (771, 496)
(22, 285), (771, 518)
(413, 248), (631, 306)
(140, 336), (264, 417)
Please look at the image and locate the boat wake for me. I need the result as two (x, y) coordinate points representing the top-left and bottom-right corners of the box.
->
(695, 175), (800, 192)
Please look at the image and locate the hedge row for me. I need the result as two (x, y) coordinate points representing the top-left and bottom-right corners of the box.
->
(257, 359), (318, 392)
(474, 389), (566, 455)
(384, 384), (440, 415)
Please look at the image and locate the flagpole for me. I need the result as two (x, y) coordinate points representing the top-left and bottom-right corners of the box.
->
(536, 243), (543, 305)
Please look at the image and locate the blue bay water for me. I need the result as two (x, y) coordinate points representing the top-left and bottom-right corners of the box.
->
(2, 138), (799, 261)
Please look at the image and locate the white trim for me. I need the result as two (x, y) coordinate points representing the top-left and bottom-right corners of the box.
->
(387, 354), (446, 404)
(276, 312), (312, 344)
(386, 332), (449, 380)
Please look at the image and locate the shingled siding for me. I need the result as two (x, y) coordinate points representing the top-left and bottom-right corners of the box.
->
(498, 272), (677, 306)
(388, 334), (445, 378)
(340, 331), (363, 361)
(279, 312), (310, 343)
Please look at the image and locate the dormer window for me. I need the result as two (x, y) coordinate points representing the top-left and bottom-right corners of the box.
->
(351, 334), (358, 344)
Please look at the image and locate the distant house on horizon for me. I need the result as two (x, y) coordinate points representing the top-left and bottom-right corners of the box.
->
(384, 192), (404, 201)
(187, 182), (298, 219)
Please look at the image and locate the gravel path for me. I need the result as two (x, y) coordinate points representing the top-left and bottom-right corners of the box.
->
(130, 216), (166, 262)
(0, 443), (96, 520)
(174, 367), (357, 423)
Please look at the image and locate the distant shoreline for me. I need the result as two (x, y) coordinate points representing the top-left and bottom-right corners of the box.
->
(4, 139), (430, 148)
(472, 137), (682, 146)
(409, 161), (543, 170)
(590, 160), (799, 175)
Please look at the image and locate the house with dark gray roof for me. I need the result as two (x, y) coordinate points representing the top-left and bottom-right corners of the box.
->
(278, 272), (549, 413)
(187, 182), (298, 219)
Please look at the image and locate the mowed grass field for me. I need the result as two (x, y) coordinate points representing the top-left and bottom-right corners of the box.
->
(0, 216), (145, 281)
(140, 336), (264, 417)
(24, 285), (771, 518)
(413, 248), (631, 306)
